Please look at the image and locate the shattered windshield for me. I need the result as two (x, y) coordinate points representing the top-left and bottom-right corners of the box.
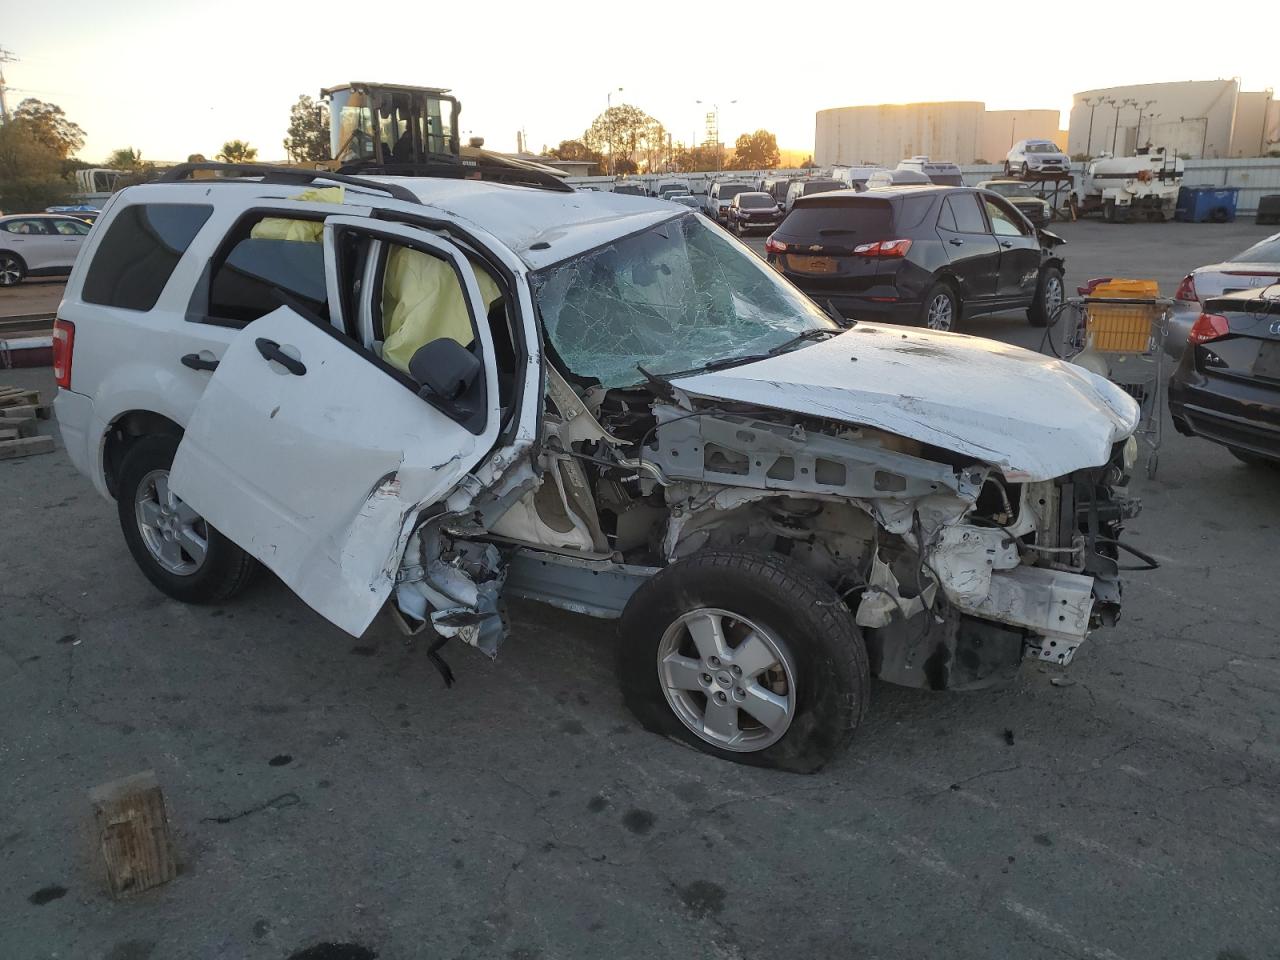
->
(532, 213), (836, 388)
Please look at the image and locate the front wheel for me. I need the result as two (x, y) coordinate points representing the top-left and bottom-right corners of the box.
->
(1028, 266), (1064, 327)
(116, 434), (258, 604)
(618, 551), (869, 773)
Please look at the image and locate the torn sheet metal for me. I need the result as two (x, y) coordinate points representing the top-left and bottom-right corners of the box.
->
(674, 326), (1140, 482)
(950, 564), (1095, 664)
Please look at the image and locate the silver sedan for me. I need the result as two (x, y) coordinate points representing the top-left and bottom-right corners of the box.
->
(1170, 231), (1280, 356)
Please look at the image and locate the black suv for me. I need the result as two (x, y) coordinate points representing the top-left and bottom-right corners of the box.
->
(726, 191), (784, 236)
(765, 185), (1065, 331)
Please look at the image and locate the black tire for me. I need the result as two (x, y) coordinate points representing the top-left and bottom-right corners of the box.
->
(1228, 447), (1277, 468)
(116, 434), (258, 604)
(1103, 199), (1116, 223)
(1003, 161), (1011, 177)
(920, 280), (959, 332)
(0, 252), (26, 287)
(617, 551), (869, 773)
(1028, 265), (1064, 327)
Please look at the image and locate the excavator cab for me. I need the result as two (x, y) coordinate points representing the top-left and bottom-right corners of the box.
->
(322, 82), (462, 171)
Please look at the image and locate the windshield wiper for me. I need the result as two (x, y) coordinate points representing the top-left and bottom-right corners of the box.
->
(702, 353), (770, 371)
(767, 327), (840, 355)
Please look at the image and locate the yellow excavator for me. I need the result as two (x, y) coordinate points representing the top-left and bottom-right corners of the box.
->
(320, 81), (571, 191)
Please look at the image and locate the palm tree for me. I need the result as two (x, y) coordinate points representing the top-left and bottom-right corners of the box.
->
(104, 147), (144, 169)
(216, 140), (258, 163)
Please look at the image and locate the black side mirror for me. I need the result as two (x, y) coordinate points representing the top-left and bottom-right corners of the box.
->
(409, 338), (481, 401)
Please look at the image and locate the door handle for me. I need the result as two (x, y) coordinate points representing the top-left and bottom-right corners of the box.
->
(949, 238), (964, 246)
(1000, 241), (1013, 248)
(180, 353), (219, 372)
(255, 337), (306, 376)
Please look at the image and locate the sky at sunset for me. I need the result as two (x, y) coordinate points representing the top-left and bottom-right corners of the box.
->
(2, 0), (1273, 164)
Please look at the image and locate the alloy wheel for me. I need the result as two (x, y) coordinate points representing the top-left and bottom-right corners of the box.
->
(0, 256), (22, 286)
(656, 607), (796, 752)
(1043, 274), (1064, 317)
(135, 469), (210, 575)
(926, 292), (954, 331)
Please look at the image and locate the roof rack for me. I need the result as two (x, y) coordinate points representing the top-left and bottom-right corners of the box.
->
(154, 162), (422, 204)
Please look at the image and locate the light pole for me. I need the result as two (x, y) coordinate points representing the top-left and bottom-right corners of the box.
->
(1107, 98), (1136, 155)
(606, 86), (622, 177)
(1134, 99), (1157, 149)
(1082, 96), (1104, 157)
(696, 98), (737, 171)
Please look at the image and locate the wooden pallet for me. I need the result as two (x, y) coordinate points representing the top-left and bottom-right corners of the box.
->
(0, 385), (51, 421)
(0, 386), (53, 458)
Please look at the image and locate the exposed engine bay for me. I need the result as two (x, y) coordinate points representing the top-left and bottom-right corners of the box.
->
(392, 365), (1142, 691)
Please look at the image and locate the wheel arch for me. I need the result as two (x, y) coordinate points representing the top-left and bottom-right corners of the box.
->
(103, 410), (184, 499)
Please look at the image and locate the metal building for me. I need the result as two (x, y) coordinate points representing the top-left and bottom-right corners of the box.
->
(1069, 80), (1277, 160)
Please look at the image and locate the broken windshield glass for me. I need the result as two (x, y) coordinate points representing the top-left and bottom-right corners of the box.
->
(531, 213), (835, 388)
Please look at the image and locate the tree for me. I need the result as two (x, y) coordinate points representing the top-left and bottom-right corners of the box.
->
(0, 118), (72, 212)
(733, 130), (780, 170)
(283, 94), (330, 163)
(545, 138), (604, 175)
(105, 146), (145, 169)
(583, 104), (666, 174)
(217, 140), (258, 163)
(12, 99), (85, 159)
(672, 144), (726, 173)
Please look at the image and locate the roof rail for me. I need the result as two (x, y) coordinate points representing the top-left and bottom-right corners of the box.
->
(154, 162), (422, 204)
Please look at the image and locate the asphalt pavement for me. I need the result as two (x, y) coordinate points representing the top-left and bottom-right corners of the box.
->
(2, 220), (1279, 960)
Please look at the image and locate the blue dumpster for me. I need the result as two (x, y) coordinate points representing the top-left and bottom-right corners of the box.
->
(1176, 186), (1240, 223)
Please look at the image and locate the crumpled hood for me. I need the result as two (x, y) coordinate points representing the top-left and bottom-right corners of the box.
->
(675, 325), (1140, 482)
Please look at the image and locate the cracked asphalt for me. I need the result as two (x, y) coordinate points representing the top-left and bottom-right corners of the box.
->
(2, 221), (1279, 960)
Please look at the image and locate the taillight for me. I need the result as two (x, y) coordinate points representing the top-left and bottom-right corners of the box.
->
(1174, 273), (1198, 302)
(1187, 312), (1230, 345)
(765, 236), (788, 254)
(853, 239), (913, 258)
(52, 318), (75, 389)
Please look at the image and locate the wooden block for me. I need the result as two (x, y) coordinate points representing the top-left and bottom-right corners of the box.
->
(0, 405), (36, 419)
(2, 416), (36, 437)
(0, 435), (54, 459)
(0, 390), (38, 406)
(0, 428), (18, 441)
(89, 771), (179, 899)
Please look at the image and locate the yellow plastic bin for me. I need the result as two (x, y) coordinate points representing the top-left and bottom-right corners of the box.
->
(1084, 279), (1161, 354)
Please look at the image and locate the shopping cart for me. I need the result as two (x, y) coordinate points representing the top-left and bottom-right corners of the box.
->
(1047, 279), (1172, 479)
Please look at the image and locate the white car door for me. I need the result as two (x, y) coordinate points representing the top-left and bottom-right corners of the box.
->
(169, 221), (502, 636)
(2, 219), (62, 271)
(47, 217), (90, 268)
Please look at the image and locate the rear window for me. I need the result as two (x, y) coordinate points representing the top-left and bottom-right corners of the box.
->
(717, 184), (752, 201)
(740, 194), (775, 208)
(82, 204), (213, 311)
(927, 173), (964, 187)
(778, 198), (893, 240)
(1234, 236), (1280, 264)
(206, 212), (329, 325)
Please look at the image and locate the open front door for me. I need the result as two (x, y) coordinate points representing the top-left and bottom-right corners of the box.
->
(169, 224), (501, 636)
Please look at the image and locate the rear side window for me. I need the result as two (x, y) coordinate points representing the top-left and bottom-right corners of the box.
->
(946, 194), (988, 233)
(83, 204), (212, 311)
(780, 199), (893, 240)
(206, 212), (329, 326)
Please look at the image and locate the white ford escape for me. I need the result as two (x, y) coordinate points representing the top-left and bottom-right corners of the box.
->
(54, 164), (1144, 772)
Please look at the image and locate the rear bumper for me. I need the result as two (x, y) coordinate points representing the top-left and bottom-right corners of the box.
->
(1168, 364), (1280, 459)
(52, 387), (100, 489)
(801, 291), (918, 323)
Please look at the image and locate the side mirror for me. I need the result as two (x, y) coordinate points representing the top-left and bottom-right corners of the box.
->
(409, 338), (481, 401)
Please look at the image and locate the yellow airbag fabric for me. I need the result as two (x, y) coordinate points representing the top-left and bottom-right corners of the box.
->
(381, 247), (502, 374)
(249, 186), (345, 242)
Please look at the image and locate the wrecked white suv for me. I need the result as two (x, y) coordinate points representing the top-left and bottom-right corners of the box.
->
(54, 165), (1142, 771)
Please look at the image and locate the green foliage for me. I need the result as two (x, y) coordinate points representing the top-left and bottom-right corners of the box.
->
(671, 144), (727, 173)
(583, 104), (666, 173)
(0, 118), (72, 212)
(545, 139), (603, 175)
(105, 146), (145, 169)
(733, 130), (779, 169)
(12, 99), (85, 159)
(217, 140), (258, 163)
(284, 95), (330, 163)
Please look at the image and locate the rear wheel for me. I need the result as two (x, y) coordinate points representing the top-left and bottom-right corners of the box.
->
(0, 253), (25, 287)
(921, 282), (958, 332)
(117, 435), (258, 604)
(618, 551), (869, 773)
(1028, 266), (1064, 327)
